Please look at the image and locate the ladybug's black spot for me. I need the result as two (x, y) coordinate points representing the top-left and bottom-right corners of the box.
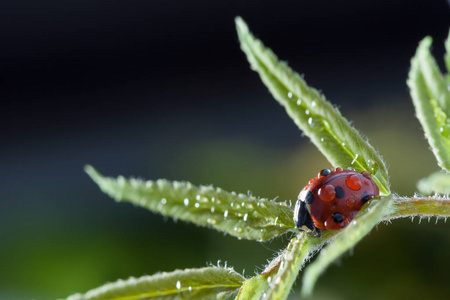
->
(303, 191), (314, 204)
(361, 192), (371, 204)
(320, 169), (332, 176)
(332, 212), (344, 223)
(335, 186), (345, 199)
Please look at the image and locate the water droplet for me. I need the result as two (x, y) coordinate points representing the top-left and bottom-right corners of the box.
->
(441, 127), (444, 133)
(312, 101), (316, 107)
(287, 91), (293, 98)
(207, 218), (217, 225)
(196, 195), (201, 201)
(320, 137), (325, 142)
(176, 281), (181, 290)
(211, 206), (215, 213)
(308, 117), (313, 125)
(184, 198), (189, 206)
(211, 197), (215, 203)
(305, 109), (310, 115)
(342, 142), (346, 147)
(274, 217), (278, 226)
(231, 202), (234, 208)
(351, 153), (359, 165)
(267, 276), (272, 283)
(285, 254), (294, 261)
(224, 210), (229, 218)
(243, 213), (248, 222)
(188, 286), (192, 292)
(195, 203), (200, 208)
(297, 99), (302, 105)
(274, 276), (282, 284)
(234, 227), (243, 233)
(161, 198), (167, 205)
(241, 202), (245, 207)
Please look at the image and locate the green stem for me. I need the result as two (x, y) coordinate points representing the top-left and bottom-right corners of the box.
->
(387, 197), (450, 219)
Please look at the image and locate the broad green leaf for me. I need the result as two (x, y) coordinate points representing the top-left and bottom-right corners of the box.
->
(408, 36), (450, 172)
(62, 267), (244, 300)
(235, 17), (390, 195)
(417, 171), (450, 195)
(85, 166), (295, 242)
(301, 195), (393, 297)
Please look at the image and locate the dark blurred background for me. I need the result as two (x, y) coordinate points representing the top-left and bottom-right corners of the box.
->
(2, 1), (450, 299)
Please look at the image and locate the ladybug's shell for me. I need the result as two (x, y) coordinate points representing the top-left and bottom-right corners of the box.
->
(299, 169), (379, 231)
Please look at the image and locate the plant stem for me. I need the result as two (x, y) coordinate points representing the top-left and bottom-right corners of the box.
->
(386, 196), (450, 220)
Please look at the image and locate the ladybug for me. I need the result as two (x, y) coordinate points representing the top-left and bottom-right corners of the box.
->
(293, 167), (379, 237)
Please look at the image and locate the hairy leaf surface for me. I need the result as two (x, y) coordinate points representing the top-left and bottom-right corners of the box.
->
(408, 36), (450, 172)
(85, 166), (295, 241)
(62, 267), (244, 300)
(236, 17), (390, 195)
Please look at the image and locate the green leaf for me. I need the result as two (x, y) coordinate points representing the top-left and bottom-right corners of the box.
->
(408, 36), (450, 172)
(235, 17), (390, 195)
(62, 267), (244, 300)
(85, 165), (295, 242)
(301, 194), (393, 297)
(235, 233), (315, 300)
(417, 171), (450, 195)
(262, 233), (314, 300)
(234, 273), (270, 300)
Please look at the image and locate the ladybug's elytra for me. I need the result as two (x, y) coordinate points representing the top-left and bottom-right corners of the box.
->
(294, 167), (379, 237)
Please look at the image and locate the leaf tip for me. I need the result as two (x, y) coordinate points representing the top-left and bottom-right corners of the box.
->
(84, 164), (102, 182)
(234, 16), (247, 33)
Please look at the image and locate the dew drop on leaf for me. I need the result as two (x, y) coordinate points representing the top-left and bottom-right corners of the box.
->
(184, 198), (189, 206)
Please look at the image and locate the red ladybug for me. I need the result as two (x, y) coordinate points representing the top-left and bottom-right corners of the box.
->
(294, 167), (379, 237)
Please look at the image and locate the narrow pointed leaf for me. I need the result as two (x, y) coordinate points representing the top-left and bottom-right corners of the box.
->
(301, 194), (393, 297)
(417, 171), (450, 195)
(262, 233), (315, 300)
(235, 17), (389, 195)
(408, 36), (450, 172)
(62, 267), (244, 300)
(85, 166), (295, 241)
(234, 273), (270, 300)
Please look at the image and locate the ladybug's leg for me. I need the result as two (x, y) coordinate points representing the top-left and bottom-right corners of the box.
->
(293, 200), (315, 233)
(313, 228), (322, 238)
